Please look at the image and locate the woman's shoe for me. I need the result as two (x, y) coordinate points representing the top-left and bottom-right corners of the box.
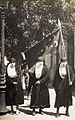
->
(10, 106), (14, 115)
(10, 110), (15, 115)
(55, 112), (60, 118)
(32, 109), (35, 116)
(15, 110), (20, 115)
(39, 108), (44, 115)
(65, 111), (70, 117)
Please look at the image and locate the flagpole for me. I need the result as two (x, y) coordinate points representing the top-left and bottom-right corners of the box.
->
(58, 19), (71, 84)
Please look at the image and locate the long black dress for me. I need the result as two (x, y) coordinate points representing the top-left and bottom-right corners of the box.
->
(28, 65), (50, 109)
(53, 64), (74, 108)
(6, 63), (24, 106)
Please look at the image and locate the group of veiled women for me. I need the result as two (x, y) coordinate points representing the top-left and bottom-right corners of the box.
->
(5, 56), (74, 117)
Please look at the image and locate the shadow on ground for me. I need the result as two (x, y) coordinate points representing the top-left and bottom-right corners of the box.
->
(19, 108), (57, 116)
(19, 108), (32, 115)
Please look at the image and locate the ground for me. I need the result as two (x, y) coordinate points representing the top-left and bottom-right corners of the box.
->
(0, 88), (75, 120)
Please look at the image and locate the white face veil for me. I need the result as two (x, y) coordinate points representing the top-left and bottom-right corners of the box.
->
(59, 61), (67, 79)
(7, 62), (17, 78)
(35, 61), (43, 79)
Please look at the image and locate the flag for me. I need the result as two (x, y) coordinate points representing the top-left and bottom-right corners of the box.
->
(42, 19), (67, 59)
(58, 19), (67, 59)
(42, 29), (60, 57)
(24, 26), (60, 68)
(25, 40), (44, 68)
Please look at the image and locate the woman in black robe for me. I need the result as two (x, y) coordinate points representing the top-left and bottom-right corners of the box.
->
(28, 57), (50, 116)
(6, 58), (24, 114)
(53, 57), (74, 117)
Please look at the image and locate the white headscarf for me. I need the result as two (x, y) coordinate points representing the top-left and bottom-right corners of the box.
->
(59, 61), (67, 79)
(7, 62), (17, 78)
(35, 61), (43, 79)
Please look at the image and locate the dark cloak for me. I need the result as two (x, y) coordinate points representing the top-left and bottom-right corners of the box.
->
(5, 63), (24, 106)
(28, 65), (50, 109)
(53, 64), (74, 108)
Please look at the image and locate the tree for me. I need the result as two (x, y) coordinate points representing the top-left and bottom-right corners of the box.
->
(0, 0), (64, 63)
